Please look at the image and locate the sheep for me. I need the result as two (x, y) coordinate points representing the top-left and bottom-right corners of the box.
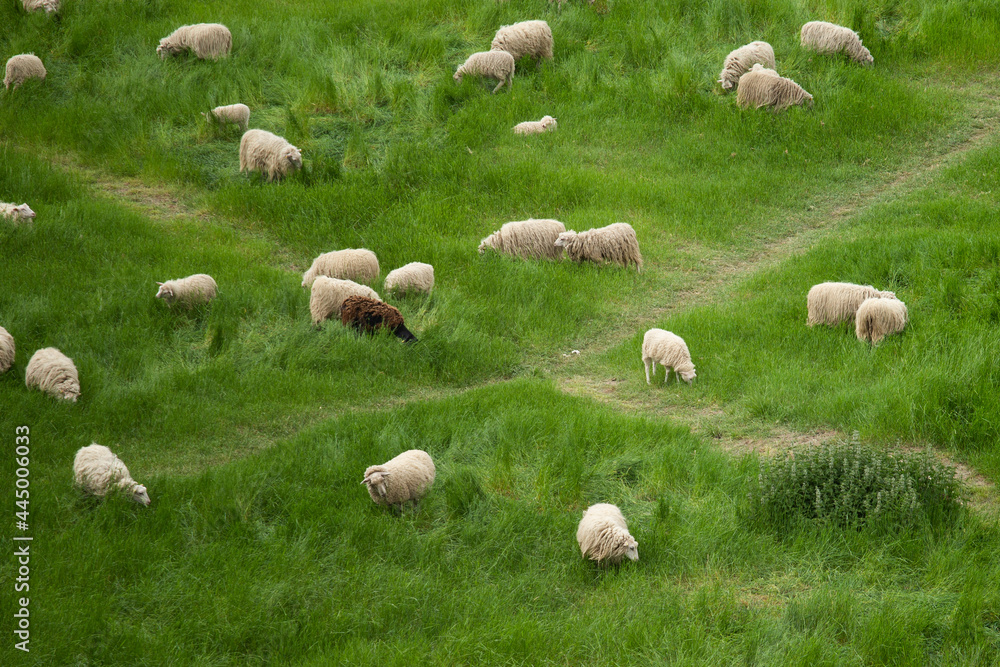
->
(801, 21), (874, 66)
(157, 24), (232, 60)
(361, 449), (435, 511)
(309, 276), (380, 325)
(513, 115), (557, 135)
(478, 218), (566, 260)
(807, 282), (897, 326)
(301, 249), (380, 288)
(554, 222), (643, 270)
(736, 68), (813, 111)
(577, 503), (638, 566)
(4, 54), (46, 90)
(73, 444), (151, 506)
(22, 0), (59, 14)
(340, 296), (417, 343)
(454, 51), (515, 94)
(202, 104), (250, 132)
(642, 328), (696, 385)
(1, 202), (36, 222)
(25, 347), (79, 402)
(491, 20), (554, 61)
(384, 262), (434, 295)
(239, 129), (303, 182)
(718, 41), (776, 92)
(0, 326), (14, 374)
(155, 274), (218, 307)
(856, 297), (908, 344)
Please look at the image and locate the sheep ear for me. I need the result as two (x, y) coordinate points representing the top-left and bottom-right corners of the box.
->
(156, 282), (164, 286)
(381, 471), (391, 476)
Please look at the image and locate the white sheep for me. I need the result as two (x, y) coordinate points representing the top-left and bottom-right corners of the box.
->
(577, 503), (638, 565)
(157, 24), (232, 60)
(801, 21), (874, 66)
(736, 68), (813, 111)
(155, 274), (218, 307)
(25, 347), (79, 402)
(4, 54), (46, 90)
(1, 202), (36, 222)
(491, 20), (554, 61)
(0, 326), (14, 374)
(642, 328), (696, 385)
(718, 41), (775, 91)
(239, 129), (303, 182)
(202, 104), (250, 132)
(362, 449), (436, 511)
(73, 444), (151, 506)
(513, 116), (557, 135)
(856, 297), (908, 344)
(454, 51), (515, 94)
(479, 218), (566, 260)
(383, 262), (434, 295)
(309, 276), (380, 325)
(554, 222), (642, 270)
(807, 282), (897, 326)
(301, 249), (380, 288)
(22, 0), (59, 14)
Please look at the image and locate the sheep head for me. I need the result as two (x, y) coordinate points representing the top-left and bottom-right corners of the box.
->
(11, 204), (35, 220)
(540, 116), (557, 130)
(554, 231), (578, 248)
(623, 534), (639, 561)
(131, 484), (151, 506)
(477, 237), (491, 255)
(156, 41), (180, 59)
(453, 70), (462, 82)
(284, 146), (303, 170)
(154, 282), (174, 301)
(680, 368), (696, 385)
(362, 468), (391, 498)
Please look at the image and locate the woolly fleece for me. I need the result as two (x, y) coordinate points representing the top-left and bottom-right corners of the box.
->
(309, 276), (380, 325)
(577, 503), (639, 565)
(73, 444), (151, 506)
(25, 347), (79, 402)
(807, 282), (897, 326)
(642, 328), (696, 384)
(362, 449), (436, 510)
(555, 222), (643, 269)
(302, 249), (380, 287)
(479, 218), (566, 260)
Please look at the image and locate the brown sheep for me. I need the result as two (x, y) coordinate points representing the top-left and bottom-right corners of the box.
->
(340, 296), (417, 343)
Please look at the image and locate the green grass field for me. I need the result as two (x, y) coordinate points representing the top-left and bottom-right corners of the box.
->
(3, 0), (1000, 663)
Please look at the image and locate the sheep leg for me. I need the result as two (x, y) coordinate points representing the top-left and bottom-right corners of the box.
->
(644, 359), (652, 384)
(492, 78), (505, 94)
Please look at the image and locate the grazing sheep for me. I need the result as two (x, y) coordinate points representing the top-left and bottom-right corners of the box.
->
(340, 296), (417, 343)
(384, 262), (434, 295)
(202, 103), (250, 132)
(4, 54), (46, 90)
(157, 23), (232, 60)
(309, 276), (380, 326)
(554, 222), (642, 270)
(736, 68), (813, 111)
(239, 129), (303, 182)
(577, 503), (638, 566)
(454, 51), (515, 94)
(513, 115), (557, 135)
(73, 444), (151, 506)
(301, 249), (380, 288)
(479, 218), (566, 260)
(718, 41), (776, 92)
(856, 297), (908, 344)
(807, 282), (897, 326)
(22, 0), (59, 13)
(362, 449), (436, 511)
(25, 347), (79, 402)
(491, 20), (554, 61)
(0, 202), (36, 222)
(0, 326), (14, 374)
(155, 274), (218, 307)
(642, 328), (696, 385)
(801, 21), (874, 65)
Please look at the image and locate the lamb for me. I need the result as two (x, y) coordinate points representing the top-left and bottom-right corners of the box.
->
(491, 20), (554, 61)
(1, 202), (36, 221)
(513, 116), (557, 135)
(718, 41), (776, 91)
(73, 444), (151, 506)
(340, 296), (418, 343)
(0, 326), (14, 374)
(301, 249), (380, 288)
(554, 222), (643, 270)
(202, 104), (250, 132)
(4, 54), (46, 90)
(25, 347), (79, 402)
(642, 328), (696, 385)
(362, 449), (435, 511)
(856, 297), (908, 344)
(479, 218), (566, 260)
(239, 129), (303, 182)
(157, 23), (232, 60)
(801, 21), (874, 66)
(576, 503), (638, 565)
(454, 51), (515, 94)
(155, 274), (218, 307)
(383, 262), (434, 295)
(22, 0), (59, 13)
(807, 282), (897, 326)
(309, 276), (380, 325)
(736, 68), (813, 111)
